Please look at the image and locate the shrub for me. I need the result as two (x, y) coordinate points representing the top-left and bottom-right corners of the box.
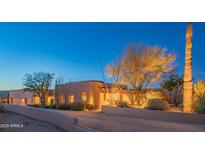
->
(144, 99), (170, 111)
(56, 103), (70, 110)
(0, 101), (8, 104)
(27, 104), (41, 108)
(192, 96), (205, 114)
(160, 74), (183, 107)
(116, 102), (129, 108)
(193, 80), (205, 102)
(27, 104), (50, 109)
(85, 104), (94, 110)
(70, 102), (85, 111)
(42, 104), (50, 109)
(50, 104), (57, 109)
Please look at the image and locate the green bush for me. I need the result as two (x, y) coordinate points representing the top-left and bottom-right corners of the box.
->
(192, 96), (205, 114)
(116, 102), (129, 108)
(56, 103), (70, 110)
(70, 102), (85, 111)
(85, 104), (94, 110)
(144, 99), (170, 111)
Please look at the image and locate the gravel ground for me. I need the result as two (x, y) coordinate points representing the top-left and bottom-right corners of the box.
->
(59, 110), (205, 132)
(0, 111), (65, 132)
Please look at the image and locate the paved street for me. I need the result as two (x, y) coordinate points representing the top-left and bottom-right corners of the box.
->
(59, 110), (205, 132)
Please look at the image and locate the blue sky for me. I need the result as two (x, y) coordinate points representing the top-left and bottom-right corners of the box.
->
(0, 22), (204, 90)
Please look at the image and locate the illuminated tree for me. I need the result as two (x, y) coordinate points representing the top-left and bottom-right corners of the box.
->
(106, 61), (125, 105)
(23, 72), (54, 105)
(183, 23), (193, 112)
(108, 43), (176, 91)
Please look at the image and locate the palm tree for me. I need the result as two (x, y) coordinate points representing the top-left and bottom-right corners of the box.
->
(183, 23), (193, 112)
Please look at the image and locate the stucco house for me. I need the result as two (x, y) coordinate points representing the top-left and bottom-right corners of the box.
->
(55, 80), (130, 109)
(5, 80), (164, 109)
(55, 80), (106, 109)
(0, 91), (9, 103)
(55, 80), (164, 109)
(9, 89), (54, 105)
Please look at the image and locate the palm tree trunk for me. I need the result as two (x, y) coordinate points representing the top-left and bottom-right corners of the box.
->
(183, 23), (193, 112)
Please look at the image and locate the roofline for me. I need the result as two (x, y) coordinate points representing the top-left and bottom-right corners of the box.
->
(64, 80), (104, 85)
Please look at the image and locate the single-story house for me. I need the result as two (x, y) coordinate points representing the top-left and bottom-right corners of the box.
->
(55, 80), (165, 109)
(0, 91), (9, 103)
(9, 89), (54, 105)
(55, 80), (110, 109)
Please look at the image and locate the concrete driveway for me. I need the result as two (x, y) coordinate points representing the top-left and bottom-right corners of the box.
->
(59, 110), (205, 132)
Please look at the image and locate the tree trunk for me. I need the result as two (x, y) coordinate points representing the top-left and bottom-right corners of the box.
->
(40, 95), (46, 105)
(183, 23), (193, 112)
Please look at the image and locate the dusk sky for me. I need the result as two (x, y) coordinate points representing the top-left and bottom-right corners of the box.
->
(0, 22), (204, 90)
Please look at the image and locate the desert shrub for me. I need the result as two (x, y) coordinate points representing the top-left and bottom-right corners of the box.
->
(0, 101), (8, 104)
(116, 102), (129, 108)
(192, 96), (205, 114)
(56, 103), (70, 110)
(50, 104), (57, 109)
(27, 104), (41, 108)
(144, 99), (170, 111)
(27, 104), (50, 109)
(70, 102), (85, 111)
(160, 74), (183, 107)
(193, 80), (205, 102)
(42, 105), (50, 109)
(85, 104), (94, 110)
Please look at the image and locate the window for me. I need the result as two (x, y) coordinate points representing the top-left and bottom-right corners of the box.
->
(33, 96), (40, 104)
(81, 92), (87, 101)
(69, 94), (74, 103)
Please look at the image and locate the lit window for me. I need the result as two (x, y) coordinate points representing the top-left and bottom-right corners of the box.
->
(69, 94), (74, 103)
(81, 92), (87, 101)
(34, 96), (40, 104)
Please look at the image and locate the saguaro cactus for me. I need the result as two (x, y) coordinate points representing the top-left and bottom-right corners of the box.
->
(183, 23), (193, 112)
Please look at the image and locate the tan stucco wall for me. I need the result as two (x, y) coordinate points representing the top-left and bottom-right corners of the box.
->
(9, 90), (33, 105)
(9, 90), (54, 105)
(0, 103), (78, 131)
(55, 81), (106, 109)
(55, 81), (165, 109)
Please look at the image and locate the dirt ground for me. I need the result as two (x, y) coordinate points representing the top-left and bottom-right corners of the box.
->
(0, 111), (65, 132)
(59, 110), (205, 132)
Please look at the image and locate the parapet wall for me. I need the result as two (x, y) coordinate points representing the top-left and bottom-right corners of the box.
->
(0, 103), (78, 131)
(102, 106), (205, 124)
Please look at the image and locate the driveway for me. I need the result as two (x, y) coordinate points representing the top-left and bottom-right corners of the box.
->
(59, 110), (205, 132)
(0, 111), (65, 132)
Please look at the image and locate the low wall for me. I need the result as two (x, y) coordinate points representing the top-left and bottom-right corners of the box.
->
(0, 104), (78, 131)
(102, 106), (205, 124)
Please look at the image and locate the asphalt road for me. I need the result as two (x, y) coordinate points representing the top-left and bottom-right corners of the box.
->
(59, 110), (205, 132)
